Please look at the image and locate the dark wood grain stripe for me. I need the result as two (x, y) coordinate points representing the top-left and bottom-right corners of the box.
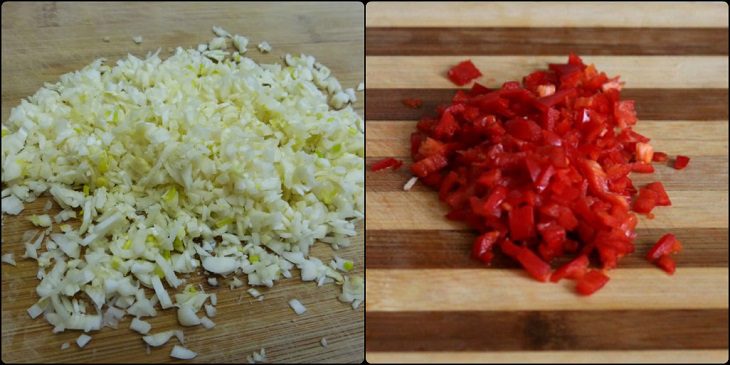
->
(365, 89), (729, 121)
(365, 228), (729, 269)
(366, 310), (729, 351)
(366, 27), (729, 56)
(365, 156), (729, 192)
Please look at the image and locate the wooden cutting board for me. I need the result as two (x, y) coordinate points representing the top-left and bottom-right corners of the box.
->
(364, 2), (728, 363)
(1, 2), (364, 363)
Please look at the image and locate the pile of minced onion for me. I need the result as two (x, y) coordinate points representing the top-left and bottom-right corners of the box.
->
(1, 26), (364, 357)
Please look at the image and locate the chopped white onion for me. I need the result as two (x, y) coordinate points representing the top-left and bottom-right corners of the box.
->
(130, 317), (151, 334)
(143, 331), (175, 347)
(76, 334), (91, 348)
(320, 337), (328, 347)
(1, 253), (16, 266)
(204, 303), (216, 318)
(288, 299), (306, 315)
(61, 342), (70, 350)
(170, 345), (197, 360)
(177, 304), (201, 326)
(403, 176), (419, 191)
(200, 316), (215, 329)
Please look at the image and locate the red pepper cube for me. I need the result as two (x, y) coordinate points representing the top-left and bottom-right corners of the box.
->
(674, 155), (690, 170)
(646, 233), (681, 262)
(472, 231), (500, 264)
(655, 254), (676, 275)
(402, 98), (423, 109)
(447, 60), (483, 86)
(550, 255), (590, 282)
(371, 157), (403, 172)
(509, 204), (535, 241)
(575, 270), (610, 296)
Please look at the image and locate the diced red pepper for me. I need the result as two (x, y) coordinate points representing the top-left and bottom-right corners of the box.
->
(652, 152), (669, 162)
(447, 60), (482, 86)
(411, 154), (448, 178)
(645, 182), (671, 206)
(633, 187), (658, 214)
(408, 54), (681, 297)
(646, 233), (682, 262)
(576, 270), (610, 295)
(674, 155), (690, 170)
(515, 247), (552, 282)
(550, 255), (590, 282)
(472, 231), (500, 264)
(402, 98), (423, 109)
(371, 157), (403, 172)
(509, 204), (535, 241)
(654, 254), (676, 274)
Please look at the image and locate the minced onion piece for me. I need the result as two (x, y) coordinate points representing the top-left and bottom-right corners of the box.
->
(288, 299), (306, 315)
(1, 253), (16, 266)
(61, 342), (70, 350)
(403, 176), (419, 191)
(132, 36), (143, 44)
(200, 316), (215, 329)
(170, 345), (197, 360)
(27, 302), (45, 319)
(76, 334), (92, 348)
(1, 195), (24, 215)
(29, 214), (52, 227)
(210, 293), (217, 306)
(247, 288), (262, 299)
(320, 337), (328, 347)
(177, 304), (201, 326)
(207, 277), (218, 286)
(143, 331), (175, 347)
(130, 317), (152, 334)
(257, 41), (271, 53)
(204, 304), (216, 318)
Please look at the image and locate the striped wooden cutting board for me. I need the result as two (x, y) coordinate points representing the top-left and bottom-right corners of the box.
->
(364, 2), (728, 363)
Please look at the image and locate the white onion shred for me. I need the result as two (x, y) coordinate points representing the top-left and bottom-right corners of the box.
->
(170, 345), (197, 360)
(288, 299), (306, 315)
(1, 253), (16, 266)
(403, 176), (419, 191)
(130, 317), (152, 334)
(200, 316), (215, 329)
(76, 334), (92, 348)
(320, 337), (328, 347)
(61, 342), (70, 350)
(143, 331), (175, 347)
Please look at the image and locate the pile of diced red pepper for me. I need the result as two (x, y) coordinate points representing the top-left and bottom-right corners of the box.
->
(405, 55), (688, 295)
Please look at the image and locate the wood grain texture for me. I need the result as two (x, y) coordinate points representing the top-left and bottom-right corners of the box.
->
(365, 3), (728, 362)
(366, 228), (730, 269)
(366, 310), (729, 351)
(365, 2), (729, 28)
(366, 56), (729, 89)
(366, 269), (729, 312)
(365, 89), (730, 121)
(1, 2), (364, 363)
(367, 350), (730, 364)
(367, 27), (729, 56)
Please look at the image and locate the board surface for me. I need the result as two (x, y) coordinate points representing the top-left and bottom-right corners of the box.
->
(364, 2), (728, 363)
(1, 2), (364, 363)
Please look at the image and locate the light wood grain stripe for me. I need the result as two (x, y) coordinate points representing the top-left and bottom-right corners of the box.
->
(364, 89), (729, 121)
(367, 350), (730, 364)
(366, 2), (729, 28)
(366, 56), (729, 89)
(365, 120), (729, 158)
(365, 156), (729, 192)
(365, 228), (729, 269)
(366, 191), (729, 230)
(366, 27), (729, 56)
(366, 268), (729, 312)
